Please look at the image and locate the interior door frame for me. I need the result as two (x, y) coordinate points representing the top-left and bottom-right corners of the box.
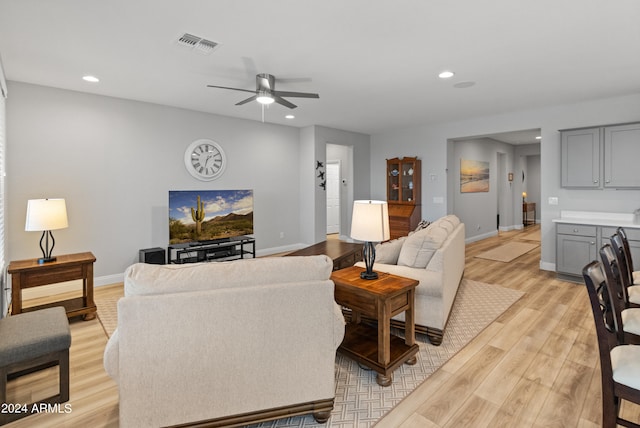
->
(326, 160), (341, 235)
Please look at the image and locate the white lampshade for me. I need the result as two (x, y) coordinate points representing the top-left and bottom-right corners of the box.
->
(25, 199), (69, 231)
(350, 200), (390, 242)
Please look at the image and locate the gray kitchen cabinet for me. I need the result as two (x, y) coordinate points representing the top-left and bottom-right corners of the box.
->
(603, 123), (640, 188)
(556, 224), (597, 277)
(561, 122), (640, 189)
(561, 127), (600, 188)
(602, 226), (640, 268)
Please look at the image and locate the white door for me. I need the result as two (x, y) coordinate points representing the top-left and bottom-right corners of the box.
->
(326, 161), (340, 235)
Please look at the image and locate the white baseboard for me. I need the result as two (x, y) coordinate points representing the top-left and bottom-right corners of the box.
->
(499, 224), (524, 232)
(465, 230), (498, 243)
(539, 261), (555, 272)
(255, 243), (309, 257)
(96, 273), (124, 287)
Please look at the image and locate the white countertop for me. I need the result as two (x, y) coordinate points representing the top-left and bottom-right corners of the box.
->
(552, 210), (640, 228)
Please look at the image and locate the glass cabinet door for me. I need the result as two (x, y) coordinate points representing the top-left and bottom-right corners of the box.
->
(401, 162), (415, 202)
(387, 157), (419, 204)
(388, 160), (401, 202)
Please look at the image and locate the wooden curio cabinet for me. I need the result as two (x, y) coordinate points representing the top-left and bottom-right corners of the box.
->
(386, 157), (422, 239)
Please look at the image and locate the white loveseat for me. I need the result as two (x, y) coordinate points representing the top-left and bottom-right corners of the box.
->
(104, 255), (345, 428)
(356, 215), (465, 345)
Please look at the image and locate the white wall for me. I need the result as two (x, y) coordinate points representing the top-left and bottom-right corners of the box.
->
(371, 92), (640, 270)
(6, 82), (309, 282)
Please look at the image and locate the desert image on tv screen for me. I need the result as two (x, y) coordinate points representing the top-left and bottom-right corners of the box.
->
(169, 189), (254, 244)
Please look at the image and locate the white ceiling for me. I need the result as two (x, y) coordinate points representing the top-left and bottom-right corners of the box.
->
(1, 0), (639, 136)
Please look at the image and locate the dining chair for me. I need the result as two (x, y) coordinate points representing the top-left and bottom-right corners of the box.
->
(615, 227), (640, 284)
(583, 260), (640, 428)
(599, 244), (640, 344)
(611, 231), (640, 306)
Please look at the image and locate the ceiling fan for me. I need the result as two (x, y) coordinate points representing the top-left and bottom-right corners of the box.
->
(207, 73), (319, 109)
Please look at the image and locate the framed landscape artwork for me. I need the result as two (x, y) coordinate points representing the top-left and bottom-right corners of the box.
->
(460, 159), (490, 193)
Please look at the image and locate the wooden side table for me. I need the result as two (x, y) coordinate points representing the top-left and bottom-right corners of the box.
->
(523, 202), (536, 226)
(286, 240), (363, 271)
(8, 252), (97, 320)
(331, 266), (419, 386)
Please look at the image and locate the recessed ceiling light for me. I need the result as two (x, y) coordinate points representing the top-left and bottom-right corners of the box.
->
(285, 115), (295, 119)
(438, 71), (455, 79)
(535, 136), (542, 140)
(82, 75), (100, 83)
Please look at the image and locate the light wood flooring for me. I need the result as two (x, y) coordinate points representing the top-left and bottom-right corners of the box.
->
(6, 225), (636, 427)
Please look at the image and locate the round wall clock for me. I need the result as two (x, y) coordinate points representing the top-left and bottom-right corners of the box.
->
(184, 139), (227, 181)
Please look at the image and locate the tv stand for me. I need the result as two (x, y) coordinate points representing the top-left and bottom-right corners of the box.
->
(168, 236), (255, 264)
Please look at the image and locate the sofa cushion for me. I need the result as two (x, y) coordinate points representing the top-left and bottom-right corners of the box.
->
(375, 237), (406, 264)
(397, 225), (448, 268)
(124, 255), (333, 297)
(430, 215), (460, 234)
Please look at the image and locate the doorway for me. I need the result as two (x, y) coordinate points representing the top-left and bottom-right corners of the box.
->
(326, 160), (341, 235)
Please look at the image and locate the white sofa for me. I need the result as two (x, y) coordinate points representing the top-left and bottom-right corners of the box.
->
(355, 215), (465, 345)
(104, 255), (345, 428)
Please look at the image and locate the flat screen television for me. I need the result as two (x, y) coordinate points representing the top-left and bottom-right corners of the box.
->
(169, 189), (254, 244)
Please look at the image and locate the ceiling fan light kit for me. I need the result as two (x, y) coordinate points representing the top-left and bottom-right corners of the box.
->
(256, 92), (275, 105)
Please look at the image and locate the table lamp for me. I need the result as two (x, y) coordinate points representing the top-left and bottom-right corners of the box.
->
(522, 191), (527, 203)
(350, 200), (390, 280)
(25, 198), (68, 264)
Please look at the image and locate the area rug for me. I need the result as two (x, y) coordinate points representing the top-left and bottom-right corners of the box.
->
(248, 279), (523, 428)
(475, 241), (539, 263)
(96, 295), (120, 338)
(95, 279), (522, 427)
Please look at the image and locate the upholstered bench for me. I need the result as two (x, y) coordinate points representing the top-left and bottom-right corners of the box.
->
(0, 306), (71, 425)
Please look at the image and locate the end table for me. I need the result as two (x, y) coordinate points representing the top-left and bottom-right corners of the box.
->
(8, 252), (97, 320)
(331, 266), (419, 386)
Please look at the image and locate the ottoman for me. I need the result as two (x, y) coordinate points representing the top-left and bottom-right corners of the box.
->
(0, 306), (71, 425)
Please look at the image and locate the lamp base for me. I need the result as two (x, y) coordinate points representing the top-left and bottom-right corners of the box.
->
(360, 241), (379, 280)
(360, 270), (378, 280)
(37, 256), (57, 264)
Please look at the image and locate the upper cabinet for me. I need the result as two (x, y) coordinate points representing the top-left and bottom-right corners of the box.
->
(387, 157), (421, 204)
(561, 122), (640, 189)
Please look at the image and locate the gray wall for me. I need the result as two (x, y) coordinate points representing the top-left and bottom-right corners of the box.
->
(371, 92), (640, 271)
(451, 138), (516, 241)
(526, 154), (541, 222)
(6, 82), (370, 283)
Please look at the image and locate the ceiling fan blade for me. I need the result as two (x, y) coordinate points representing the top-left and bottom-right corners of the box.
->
(273, 95), (297, 109)
(273, 90), (319, 99)
(235, 95), (258, 106)
(207, 84), (257, 95)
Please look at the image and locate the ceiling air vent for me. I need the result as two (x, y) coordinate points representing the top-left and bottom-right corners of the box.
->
(176, 33), (220, 55)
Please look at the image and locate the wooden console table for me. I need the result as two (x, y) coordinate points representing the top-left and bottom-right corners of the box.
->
(8, 252), (97, 320)
(523, 202), (536, 226)
(331, 266), (419, 386)
(286, 240), (363, 271)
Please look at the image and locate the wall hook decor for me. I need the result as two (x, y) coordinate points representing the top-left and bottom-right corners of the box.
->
(316, 160), (326, 190)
